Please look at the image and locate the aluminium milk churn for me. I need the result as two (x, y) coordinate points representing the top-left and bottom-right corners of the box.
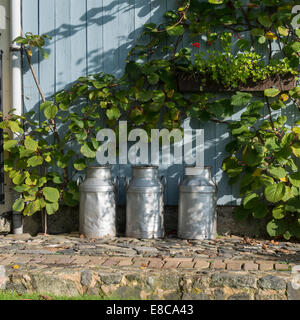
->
(126, 166), (165, 239)
(178, 166), (217, 240)
(79, 166), (117, 238)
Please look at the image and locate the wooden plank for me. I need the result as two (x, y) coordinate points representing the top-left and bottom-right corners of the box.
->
(87, 0), (104, 74)
(102, 0), (120, 75)
(102, 0), (121, 197)
(22, 0), (40, 114)
(70, 0), (87, 79)
(39, 0), (55, 101)
(55, 0), (72, 91)
(118, 0), (135, 76)
(116, 1), (135, 204)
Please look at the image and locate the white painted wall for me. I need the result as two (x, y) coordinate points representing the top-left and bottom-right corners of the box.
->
(0, 0), (14, 215)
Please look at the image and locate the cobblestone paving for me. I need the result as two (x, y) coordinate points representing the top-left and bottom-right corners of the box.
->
(0, 234), (300, 299)
(0, 233), (299, 268)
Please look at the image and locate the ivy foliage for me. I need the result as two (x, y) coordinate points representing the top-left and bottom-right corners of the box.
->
(2, 0), (300, 239)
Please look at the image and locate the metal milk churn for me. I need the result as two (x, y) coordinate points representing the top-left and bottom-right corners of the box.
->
(126, 166), (165, 239)
(79, 166), (117, 238)
(178, 167), (217, 240)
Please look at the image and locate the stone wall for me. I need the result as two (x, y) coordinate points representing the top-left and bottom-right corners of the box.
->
(3, 267), (299, 300)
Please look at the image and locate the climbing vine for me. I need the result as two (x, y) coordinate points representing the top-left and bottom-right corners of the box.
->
(1, 0), (300, 238)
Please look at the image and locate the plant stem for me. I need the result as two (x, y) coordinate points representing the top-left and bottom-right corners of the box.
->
(24, 48), (46, 103)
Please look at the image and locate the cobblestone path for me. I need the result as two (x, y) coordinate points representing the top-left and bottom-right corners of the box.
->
(0, 233), (300, 300)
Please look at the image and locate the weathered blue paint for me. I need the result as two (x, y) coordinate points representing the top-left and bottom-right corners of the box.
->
(21, 0), (265, 206)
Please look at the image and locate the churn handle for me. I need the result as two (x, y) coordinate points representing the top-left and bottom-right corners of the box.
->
(77, 175), (84, 187)
(213, 176), (219, 193)
(177, 176), (181, 187)
(124, 177), (131, 190)
(113, 176), (119, 190)
(161, 176), (167, 189)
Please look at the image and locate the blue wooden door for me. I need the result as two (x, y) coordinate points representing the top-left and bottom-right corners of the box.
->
(22, 0), (253, 206)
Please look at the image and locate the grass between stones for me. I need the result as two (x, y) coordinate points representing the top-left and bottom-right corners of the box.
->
(0, 290), (115, 300)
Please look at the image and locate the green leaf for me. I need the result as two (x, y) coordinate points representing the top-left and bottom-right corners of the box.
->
(40, 101), (53, 110)
(25, 176), (37, 186)
(74, 159), (87, 171)
(27, 156), (43, 167)
(258, 36), (266, 44)
(46, 202), (59, 215)
(136, 90), (152, 102)
(80, 143), (96, 159)
(13, 198), (25, 212)
(265, 182), (285, 203)
(252, 204), (268, 219)
(167, 25), (185, 36)
(4, 140), (18, 151)
(289, 172), (300, 188)
(222, 157), (242, 177)
(23, 200), (41, 216)
(258, 14), (272, 28)
(25, 137), (38, 151)
(237, 39), (250, 51)
(278, 26), (289, 36)
(267, 219), (287, 237)
(37, 177), (47, 188)
(147, 73), (160, 85)
(231, 92), (252, 107)
(42, 187), (60, 203)
(106, 107), (121, 121)
(51, 174), (63, 184)
(8, 121), (23, 133)
(125, 61), (142, 81)
(243, 149), (263, 167)
(208, 0), (224, 3)
(240, 173), (255, 189)
(293, 127), (300, 134)
(44, 104), (58, 119)
(271, 100), (285, 110)
(251, 28), (264, 37)
(282, 186), (294, 202)
(72, 118), (84, 129)
(291, 42), (300, 53)
(57, 157), (69, 169)
(144, 23), (157, 32)
(59, 102), (69, 111)
(231, 125), (249, 136)
(260, 174), (274, 186)
(286, 198), (300, 213)
(247, 101), (264, 113)
(243, 193), (259, 209)
(272, 205), (286, 220)
(268, 166), (286, 180)
(292, 142), (300, 157)
(13, 172), (26, 185)
(14, 185), (30, 193)
(264, 88), (280, 98)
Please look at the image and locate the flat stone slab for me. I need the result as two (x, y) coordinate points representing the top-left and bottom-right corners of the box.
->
(0, 234), (299, 299)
